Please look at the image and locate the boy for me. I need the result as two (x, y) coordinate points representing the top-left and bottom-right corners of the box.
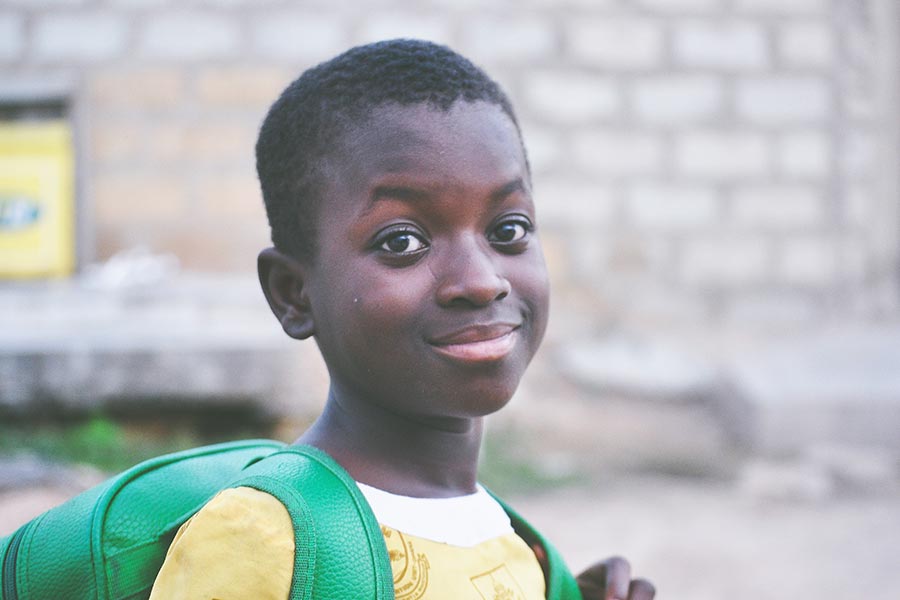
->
(150, 39), (654, 600)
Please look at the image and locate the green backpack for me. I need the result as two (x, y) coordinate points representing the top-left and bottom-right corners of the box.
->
(1, 441), (582, 600)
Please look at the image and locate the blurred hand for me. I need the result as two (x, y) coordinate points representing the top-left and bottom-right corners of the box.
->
(576, 556), (655, 600)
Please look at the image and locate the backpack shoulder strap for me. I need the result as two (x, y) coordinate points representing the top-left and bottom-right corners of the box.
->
(488, 492), (584, 600)
(230, 444), (394, 600)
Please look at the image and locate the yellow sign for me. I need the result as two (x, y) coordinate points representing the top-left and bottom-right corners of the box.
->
(0, 120), (75, 278)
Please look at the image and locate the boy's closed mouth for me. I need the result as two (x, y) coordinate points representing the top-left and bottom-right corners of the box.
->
(428, 323), (520, 363)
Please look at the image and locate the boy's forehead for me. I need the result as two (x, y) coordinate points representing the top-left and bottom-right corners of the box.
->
(331, 101), (526, 177)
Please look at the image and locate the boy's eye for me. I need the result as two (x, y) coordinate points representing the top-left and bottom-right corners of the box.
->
(379, 231), (428, 254)
(489, 218), (532, 244)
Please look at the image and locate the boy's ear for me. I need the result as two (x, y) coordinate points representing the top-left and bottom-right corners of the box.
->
(257, 247), (315, 340)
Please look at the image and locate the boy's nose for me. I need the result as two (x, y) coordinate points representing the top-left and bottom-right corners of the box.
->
(434, 242), (511, 307)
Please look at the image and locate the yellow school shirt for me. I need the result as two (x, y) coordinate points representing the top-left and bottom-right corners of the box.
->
(150, 485), (546, 599)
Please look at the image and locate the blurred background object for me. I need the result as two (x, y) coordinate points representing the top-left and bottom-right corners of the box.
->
(0, 115), (73, 278)
(1, 1), (898, 598)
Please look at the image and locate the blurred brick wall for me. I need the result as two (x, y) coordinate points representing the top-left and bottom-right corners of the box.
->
(1, 0), (896, 336)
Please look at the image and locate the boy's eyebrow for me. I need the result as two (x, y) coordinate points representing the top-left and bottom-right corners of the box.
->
(490, 178), (527, 202)
(366, 178), (528, 214)
(371, 185), (431, 204)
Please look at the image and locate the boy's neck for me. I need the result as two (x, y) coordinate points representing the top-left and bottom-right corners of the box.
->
(296, 387), (484, 498)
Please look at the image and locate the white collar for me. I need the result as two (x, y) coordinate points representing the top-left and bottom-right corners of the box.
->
(356, 482), (514, 547)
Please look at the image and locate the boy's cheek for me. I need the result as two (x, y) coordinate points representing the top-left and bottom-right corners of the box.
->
(521, 251), (551, 311)
(347, 271), (430, 315)
(524, 257), (551, 350)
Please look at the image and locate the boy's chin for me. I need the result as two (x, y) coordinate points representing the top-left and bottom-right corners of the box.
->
(400, 380), (519, 422)
(450, 385), (520, 419)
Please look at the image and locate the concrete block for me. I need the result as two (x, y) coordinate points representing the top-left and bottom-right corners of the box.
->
(842, 184), (871, 227)
(839, 239), (868, 284)
(33, 14), (128, 62)
(195, 67), (292, 109)
(617, 285), (712, 325)
(195, 169), (263, 218)
(729, 326), (900, 453)
(737, 458), (834, 502)
(631, 75), (724, 124)
(736, 76), (832, 123)
(846, 92), (877, 122)
(144, 124), (187, 162)
(156, 225), (269, 273)
(0, 14), (24, 61)
(777, 20), (835, 68)
(139, 13), (240, 60)
(122, 123), (194, 165)
(424, 0), (482, 8)
(805, 444), (899, 493)
(778, 236), (836, 286)
(558, 333), (718, 400)
(734, 0), (828, 14)
(841, 130), (876, 178)
(524, 72), (620, 123)
(604, 235), (675, 279)
(626, 183), (718, 229)
(358, 15), (453, 46)
(250, 13), (346, 61)
(181, 121), (256, 163)
(573, 130), (664, 176)
(461, 16), (555, 62)
(90, 120), (144, 163)
(140, 121), (253, 167)
(9, 0), (87, 5)
(125, 117), (257, 168)
(93, 171), (188, 224)
(731, 184), (825, 228)
(636, 0), (725, 11)
(776, 130), (832, 178)
(534, 178), (616, 227)
(843, 6), (876, 64)
(681, 235), (769, 285)
(526, 0), (617, 6)
(567, 17), (664, 69)
(725, 291), (821, 327)
(90, 68), (185, 111)
(676, 131), (770, 178)
(0, 291), (322, 415)
(108, 0), (172, 6)
(673, 20), (769, 70)
(520, 125), (564, 173)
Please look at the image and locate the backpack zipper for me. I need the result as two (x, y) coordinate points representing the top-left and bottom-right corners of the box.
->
(2, 524), (28, 600)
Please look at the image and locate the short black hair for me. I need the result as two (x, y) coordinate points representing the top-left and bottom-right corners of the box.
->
(256, 38), (525, 261)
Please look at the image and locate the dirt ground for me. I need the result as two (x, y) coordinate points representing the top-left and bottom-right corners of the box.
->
(513, 480), (900, 600)
(3, 477), (898, 600)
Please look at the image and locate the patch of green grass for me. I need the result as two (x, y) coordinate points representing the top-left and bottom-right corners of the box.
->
(0, 417), (204, 473)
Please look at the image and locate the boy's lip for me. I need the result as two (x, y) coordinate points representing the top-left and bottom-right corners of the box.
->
(429, 324), (519, 363)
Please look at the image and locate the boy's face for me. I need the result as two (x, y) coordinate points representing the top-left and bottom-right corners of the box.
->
(304, 101), (549, 423)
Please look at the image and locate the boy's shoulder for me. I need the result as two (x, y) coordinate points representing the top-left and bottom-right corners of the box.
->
(150, 487), (293, 599)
